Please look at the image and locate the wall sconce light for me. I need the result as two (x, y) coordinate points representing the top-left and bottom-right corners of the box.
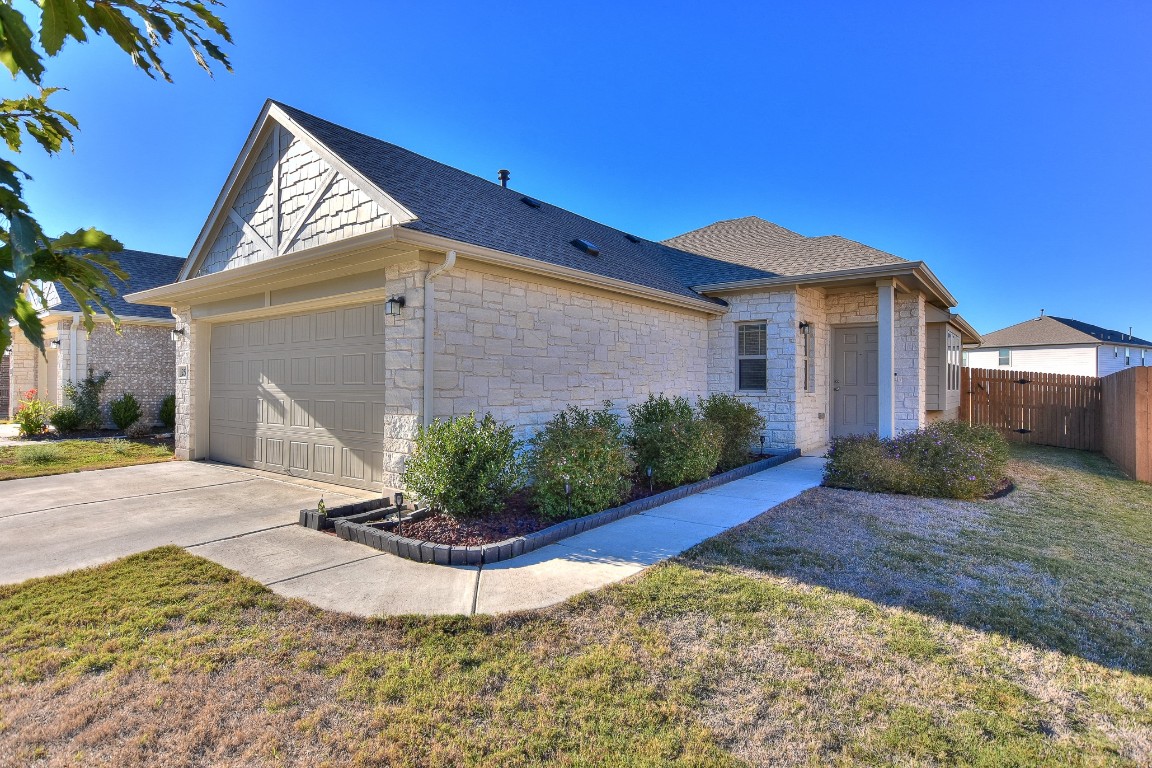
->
(798, 321), (811, 333)
(49, 339), (61, 349)
(170, 327), (186, 342)
(384, 296), (406, 316)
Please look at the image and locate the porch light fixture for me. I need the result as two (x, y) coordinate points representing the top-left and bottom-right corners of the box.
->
(49, 339), (61, 348)
(798, 321), (811, 332)
(170, 327), (186, 341)
(384, 296), (406, 316)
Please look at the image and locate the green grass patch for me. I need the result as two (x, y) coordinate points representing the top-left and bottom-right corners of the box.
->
(0, 439), (172, 480)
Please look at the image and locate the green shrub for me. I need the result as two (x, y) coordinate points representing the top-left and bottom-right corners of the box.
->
(125, 420), (153, 439)
(17, 444), (64, 465)
(13, 389), (52, 437)
(698, 393), (766, 471)
(528, 404), (635, 521)
(109, 393), (142, 431)
(402, 412), (523, 519)
(629, 394), (723, 488)
(824, 421), (1009, 499)
(63, 370), (110, 429)
(49, 405), (83, 434)
(159, 394), (177, 430)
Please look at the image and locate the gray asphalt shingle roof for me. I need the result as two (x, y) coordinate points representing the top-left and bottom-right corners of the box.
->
(276, 104), (781, 302)
(662, 216), (908, 277)
(51, 249), (184, 320)
(979, 316), (1152, 349)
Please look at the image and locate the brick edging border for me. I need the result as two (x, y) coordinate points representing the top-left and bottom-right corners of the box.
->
(332, 450), (801, 567)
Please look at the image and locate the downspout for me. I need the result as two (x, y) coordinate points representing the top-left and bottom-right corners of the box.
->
(422, 250), (456, 427)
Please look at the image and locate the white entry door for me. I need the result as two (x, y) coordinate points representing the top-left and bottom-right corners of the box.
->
(208, 301), (389, 491)
(832, 326), (879, 438)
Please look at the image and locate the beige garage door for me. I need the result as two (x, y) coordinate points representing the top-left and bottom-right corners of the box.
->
(209, 301), (389, 491)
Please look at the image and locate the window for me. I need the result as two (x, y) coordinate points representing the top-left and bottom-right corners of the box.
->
(800, 322), (816, 393)
(946, 330), (962, 391)
(1114, 345), (1120, 357)
(1126, 347), (1131, 366)
(737, 323), (767, 391)
(998, 349), (1011, 367)
(962, 350), (970, 367)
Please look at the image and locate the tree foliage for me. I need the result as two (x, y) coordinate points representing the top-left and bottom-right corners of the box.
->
(0, 1), (232, 353)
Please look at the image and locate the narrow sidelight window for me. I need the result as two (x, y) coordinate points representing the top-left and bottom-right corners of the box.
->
(800, 323), (816, 393)
(737, 322), (768, 391)
(946, 330), (961, 390)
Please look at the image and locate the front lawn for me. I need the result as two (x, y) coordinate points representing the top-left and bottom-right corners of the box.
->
(0, 439), (173, 481)
(0, 445), (1148, 765)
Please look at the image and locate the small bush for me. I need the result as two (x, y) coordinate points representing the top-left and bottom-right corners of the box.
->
(17, 444), (64, 465)
(49, 405), (83, 434)
(698, 393), (766, 471)
(528, 404), (635, 521)
(109, 393), (142, 431)
(824, 421), (1009, 499)
(159, 394), (177, 430)
(629, 394), (723, 488)
(13, 389), (52, 437)
(402, 412), (523, 519)
(63, 370), (110, 429)
(125, 420), (154, 439)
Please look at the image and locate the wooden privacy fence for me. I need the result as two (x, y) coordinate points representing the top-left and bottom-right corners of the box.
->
(1101, 367), (1152, 482)
(961, 368), (1102, 451)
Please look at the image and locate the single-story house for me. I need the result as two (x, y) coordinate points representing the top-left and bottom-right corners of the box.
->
(128, 100), (979, 492)
(965, 314), (1152, 377)
(7, 249), (183, 424)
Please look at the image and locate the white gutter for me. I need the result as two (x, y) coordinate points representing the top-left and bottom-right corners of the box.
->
(423, 250), (456, 428)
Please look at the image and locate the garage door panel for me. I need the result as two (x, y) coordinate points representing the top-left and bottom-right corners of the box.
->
(209, 301), (386, 491)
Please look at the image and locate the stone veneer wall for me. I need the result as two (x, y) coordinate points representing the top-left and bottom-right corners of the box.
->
(433, 262), (710, 437)
(7, 333), (38, 417)
(795, 287), (831, 453)
(706, 289), (799, 450)
(84, 323), (176, 427)
(0, 351), (9, 418)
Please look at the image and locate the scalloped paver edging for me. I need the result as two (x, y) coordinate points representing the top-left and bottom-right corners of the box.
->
(333, 450), (801, 566)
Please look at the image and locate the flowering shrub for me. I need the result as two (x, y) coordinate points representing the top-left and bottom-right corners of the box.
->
(402, 412), (523, 519)
(528, 404), (634, 521)
(13, 389), (52, 437)
(629, 394), (723, 488)
(824, 421), (1009, 499)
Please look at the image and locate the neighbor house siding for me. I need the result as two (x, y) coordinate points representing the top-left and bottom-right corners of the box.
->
(433, 261), (710, 438)
(967, 345), (1097, 376)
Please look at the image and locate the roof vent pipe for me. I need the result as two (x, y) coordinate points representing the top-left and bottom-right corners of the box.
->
(1039, 309), (1045, 318)
(498, 169), (510, 188)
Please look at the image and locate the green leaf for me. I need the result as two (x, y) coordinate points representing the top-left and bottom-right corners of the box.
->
(53, 227), (124, 253)
(39, 0), (88, 56)
(0, 3), (45, 83)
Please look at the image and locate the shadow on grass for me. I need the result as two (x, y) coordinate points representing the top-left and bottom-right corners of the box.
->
(684, 444), (1152, 676)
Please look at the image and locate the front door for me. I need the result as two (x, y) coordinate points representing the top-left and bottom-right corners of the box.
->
(832, 326), (879, 438)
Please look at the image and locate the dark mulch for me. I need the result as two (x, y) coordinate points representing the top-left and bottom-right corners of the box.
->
(392, 491), (553, 547)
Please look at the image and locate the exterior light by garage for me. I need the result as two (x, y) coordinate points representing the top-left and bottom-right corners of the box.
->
(384, 296), (406, 316)
(170, 327), (185, 342)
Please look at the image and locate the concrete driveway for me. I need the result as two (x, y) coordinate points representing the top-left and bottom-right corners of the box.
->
(0, 461), (371, 584)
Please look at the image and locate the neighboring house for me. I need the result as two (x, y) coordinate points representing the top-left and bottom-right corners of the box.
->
(128, 100), (979, 492)
(6, 249), (184, 424)
(966, 315), (1152, 377)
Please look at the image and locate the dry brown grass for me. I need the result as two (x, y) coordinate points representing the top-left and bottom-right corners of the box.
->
(0, 445), (1149, 766)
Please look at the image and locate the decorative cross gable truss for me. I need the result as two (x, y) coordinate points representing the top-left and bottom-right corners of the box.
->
(181, 103), (417, 280)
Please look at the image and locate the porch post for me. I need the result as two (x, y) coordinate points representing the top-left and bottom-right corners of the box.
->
(877, 279), (896, 438)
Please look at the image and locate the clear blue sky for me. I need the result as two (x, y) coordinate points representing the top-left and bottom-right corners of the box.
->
(10, 1), (1151, 336)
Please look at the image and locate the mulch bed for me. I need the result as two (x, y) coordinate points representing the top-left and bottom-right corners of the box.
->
(385, 454), (768, 547)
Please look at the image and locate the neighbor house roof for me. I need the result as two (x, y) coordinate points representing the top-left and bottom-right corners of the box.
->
(662, 216), (909, 276)
(978, 316), (1152, 349)
(46, 249), (184, 321)
(274, 103), (772, 304)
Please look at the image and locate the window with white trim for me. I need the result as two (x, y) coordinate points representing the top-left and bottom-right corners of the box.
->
(737, 322), (767, 391)
(946, 329), (961, 391)
(998, 349), (1011, 367)
(1126, 347), (1131, 366)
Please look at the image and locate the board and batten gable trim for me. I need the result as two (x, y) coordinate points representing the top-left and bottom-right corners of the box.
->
(179, 100), (418, 282)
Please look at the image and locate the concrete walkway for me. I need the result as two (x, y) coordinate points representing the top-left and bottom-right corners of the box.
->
(190, 457), (826, 616)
